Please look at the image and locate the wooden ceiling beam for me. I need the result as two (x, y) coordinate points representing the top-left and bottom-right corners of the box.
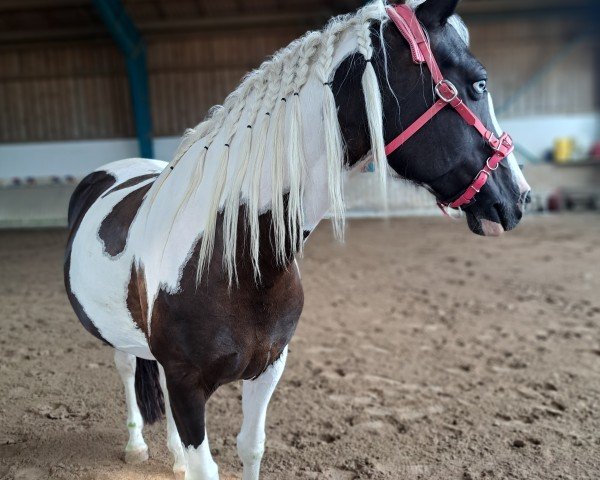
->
(458, 0), (594, 15)
(0, 0), (88, 12)
(0, 10), (333, 44)
(0, 26), (106, 44)
(132, 11), (334, 34)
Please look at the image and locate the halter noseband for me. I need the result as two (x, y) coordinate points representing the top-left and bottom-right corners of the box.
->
(384, 5), (514, 210)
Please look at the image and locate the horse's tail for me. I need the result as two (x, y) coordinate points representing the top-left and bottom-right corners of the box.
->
(134, 358), (165, 425)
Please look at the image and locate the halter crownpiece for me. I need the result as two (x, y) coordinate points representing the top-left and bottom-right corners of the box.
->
(384, 4), (514, 210)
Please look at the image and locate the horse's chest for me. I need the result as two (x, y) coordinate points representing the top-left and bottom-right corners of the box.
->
(239, 275), (303, 378)
(149, 264), (303, 386)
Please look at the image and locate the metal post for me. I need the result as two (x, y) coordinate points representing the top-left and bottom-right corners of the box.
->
(93, 0), (154, 158)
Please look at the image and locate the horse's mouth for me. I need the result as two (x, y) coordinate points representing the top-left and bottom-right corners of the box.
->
(480, 219), (505, 237)
(465, 205), (520, 237)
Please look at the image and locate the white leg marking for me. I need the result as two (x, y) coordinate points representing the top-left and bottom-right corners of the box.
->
(183, 436), (219, 480)
(158, 364), (187, 479)
(237, 346), (288, 480)
(113, 350), (149, 463)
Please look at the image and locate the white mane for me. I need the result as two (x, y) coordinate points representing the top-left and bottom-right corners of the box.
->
(149, 1), (431, 284)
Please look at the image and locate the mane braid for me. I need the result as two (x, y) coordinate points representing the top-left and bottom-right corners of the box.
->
(222, 78), (268, 285)
(356, 9), (388, 202)
(270, 40), (302, 267)
(197, 89), (248, 284)
(248, 60), (285, 280)
(317, 17), (351, 241)
(159, 1), (393, 286)
(287, 31), (321, 256)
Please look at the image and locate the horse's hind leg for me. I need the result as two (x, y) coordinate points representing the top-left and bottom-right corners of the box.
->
(237, 346), (288, 480)
(114, 350), (149, 464)
(158, 364), (187, 479)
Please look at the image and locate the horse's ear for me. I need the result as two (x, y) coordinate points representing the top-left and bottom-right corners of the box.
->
(416, 0), (460, 27)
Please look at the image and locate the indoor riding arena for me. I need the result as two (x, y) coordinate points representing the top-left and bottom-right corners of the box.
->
(1, 1), (599, 480)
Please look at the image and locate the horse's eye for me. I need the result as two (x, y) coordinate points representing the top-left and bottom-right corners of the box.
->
(473, 80), (487, 94)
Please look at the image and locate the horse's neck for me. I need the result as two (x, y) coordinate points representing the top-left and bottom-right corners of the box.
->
(135, 30), (361, 293)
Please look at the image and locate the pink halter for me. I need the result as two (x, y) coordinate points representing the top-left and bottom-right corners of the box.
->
(384, 4), (514, 210)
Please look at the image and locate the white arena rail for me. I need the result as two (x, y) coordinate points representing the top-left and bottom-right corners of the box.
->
(0, 172), (440, 229)
(0, 177), (77, 228)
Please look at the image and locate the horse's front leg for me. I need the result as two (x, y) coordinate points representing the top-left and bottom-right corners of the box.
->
(162, 366), (219, 480)
(237, 346), (288, 480)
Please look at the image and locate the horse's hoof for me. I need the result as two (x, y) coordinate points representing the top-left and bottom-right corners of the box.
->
(173, 468), (186, 480)
(124, 446), (149, 464)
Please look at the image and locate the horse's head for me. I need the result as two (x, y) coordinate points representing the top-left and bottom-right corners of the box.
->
(336, 0), (530, 236)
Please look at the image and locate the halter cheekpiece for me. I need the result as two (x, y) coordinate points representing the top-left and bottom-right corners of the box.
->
(384, 4), (514, 210)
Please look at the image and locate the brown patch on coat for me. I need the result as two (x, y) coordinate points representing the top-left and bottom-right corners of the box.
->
(64, 171), (117, 346)
(66, 171), (116, 240)
(149, 202), (304, 448)
(101, 173), (159, 198)
(98, 182), (152, 257)
(127, 263), (149, 337)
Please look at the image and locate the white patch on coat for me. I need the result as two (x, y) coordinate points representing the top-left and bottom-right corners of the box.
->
(68, 159), (165, 359)
(487, 93), (531, 194)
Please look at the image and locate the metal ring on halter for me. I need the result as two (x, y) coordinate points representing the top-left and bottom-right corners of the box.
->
(486, 158), (500, 171)
(434, 79), (459, 103)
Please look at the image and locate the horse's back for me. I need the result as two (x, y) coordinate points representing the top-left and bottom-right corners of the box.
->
(65, 158), (166, 358)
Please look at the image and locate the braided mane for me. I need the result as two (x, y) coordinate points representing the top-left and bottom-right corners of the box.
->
(150, 1), (427, 284)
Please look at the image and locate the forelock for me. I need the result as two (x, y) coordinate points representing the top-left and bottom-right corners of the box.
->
(448, 14), (470, 46)
(405, 0), (427, 9)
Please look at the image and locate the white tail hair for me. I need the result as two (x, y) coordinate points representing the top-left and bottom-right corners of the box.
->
(148, 0), (420, 284)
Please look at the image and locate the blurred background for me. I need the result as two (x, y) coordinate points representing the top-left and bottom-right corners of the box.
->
(0, 0), (599, 226)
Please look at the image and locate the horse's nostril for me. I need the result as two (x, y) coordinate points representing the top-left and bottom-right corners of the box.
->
(515, 207), (523, 221)
(492, 203), (507, 230)
(524, 191), (532, 204)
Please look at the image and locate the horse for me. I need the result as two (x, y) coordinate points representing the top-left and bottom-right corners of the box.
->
(64, 1), (531, 479)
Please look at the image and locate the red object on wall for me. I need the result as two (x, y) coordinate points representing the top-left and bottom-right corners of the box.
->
(589, 142), (600, 161)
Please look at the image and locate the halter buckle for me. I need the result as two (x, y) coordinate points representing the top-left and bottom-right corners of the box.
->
(491, 132), (513, 154)
(435, 80), (458, 103)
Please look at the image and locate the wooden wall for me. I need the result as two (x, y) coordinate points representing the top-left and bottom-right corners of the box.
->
(0, 41), (133, 142)
(0, 16), (596, 143)
(469, 17), (598, 117)
(148, 27), (302, 137)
